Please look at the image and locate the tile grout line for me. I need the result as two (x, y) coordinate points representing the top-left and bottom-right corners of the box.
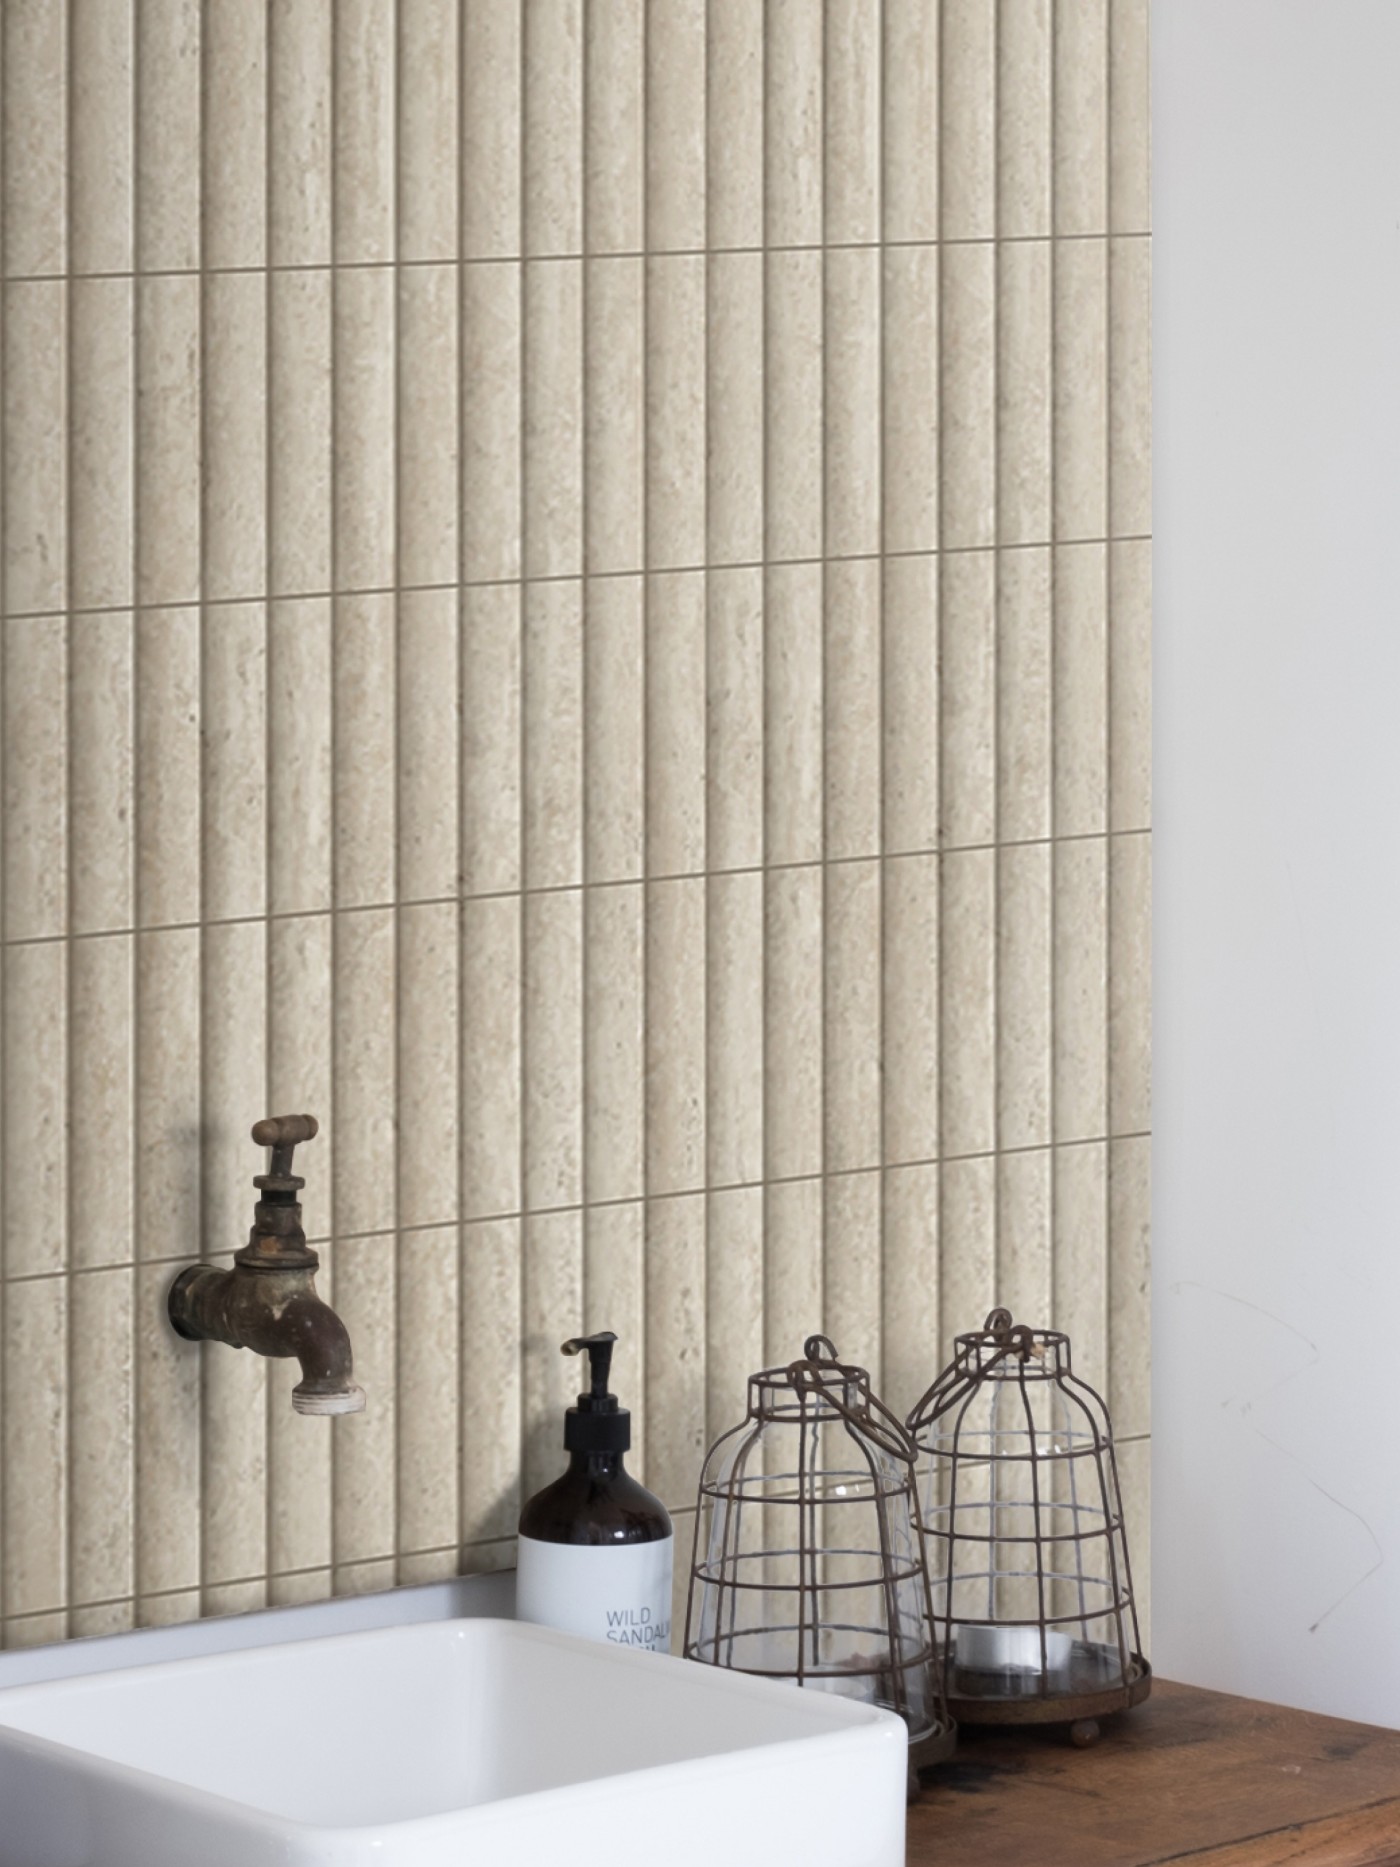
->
(61, 0), (76, 1638)
(326, 0), (343, 1594)
(260, 0), (275, 1625)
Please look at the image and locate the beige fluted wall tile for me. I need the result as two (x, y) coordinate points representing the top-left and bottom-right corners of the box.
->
(268, 598), (333, 918)
(70, 614), (133, 935)
(1110, 832), (1151, 1137)
(523, 260), (583, 578)
(334, 593), (396, 908)
(3, 0), (67, 276)
(585, 258), (644, 575)
(584, 1202), (645, 1460)
(940, 847), (996, 1160)
(1054, 543), (1108, 837)
(1054, 237), (1109, 541)
(334, 268), (396, 593)
(764, 0), (822, 247)
(1053, 837), (1108, 1144)
(882, 0), (938, 244)
(462, 262), (522, 585)
(203, 1580), (268, 1619)
(397, 587), (460, 903)
(940, 551), (996, 850)
(1110, 236), (1152, 538)
(69, 278), (134, 612)
(463, 0), (520, 259)
(335, 0), (396, 265)
(997, 1146), (1051, 1325)
(333, 1557), (397, 1599)
(397, 903), (461, 1230)
(585, 576), (644, 883)
(1115, 1433), (1151, 1653)
(2, 942), (66, 1279)
(940, 0), (995, 240)
(705, 1185), (764, 1443)
(136, 276), (201, 611)
(2, 1263), (68, 1620)
(997, 545), (1052, 843)
(940, 243), (996, 550)
(461, 582), (521, 897)
(706, 253), (764, 569)
(461, 1214), (522, 1544)
(646, 570), (706, 875)
(523, 889), (583, 1211)
(138, 1590), (202, 1630)
(997, 841), (1051, 1153)
(824, 248), (881, 561)
(396, 1228), (460, 1555)
(267, 914), (335, 1228)
(202, 273), (266, 605)
(202, 1337), (270, 1591)
(645, 1192), (706, 1506)
(201, 0), (264, 269)
(201, 607), (266, 921)
(4, 617), (67, 941)
(1110, 1134), (1151, 1440)
(135, 0), (200, 275)
(645, 877), (706, 1197)
(585, 0), (642, 253)
(825, 0), (880, 245)
(200, 921), (265, 1251)
(269, 271), (333, 598)
(1053, 1139), (1108, 1376)
(706, 1), (763, 250)
(397, 1548), (460, 1587)
(397, 0), (459, 262)
(706, 870), (764, 1191)
(524, 580), (583, 889)
(136, 1265), (200, 1598)
(398, 266), (461, 590)
(1053, 0), (1108, 236)
(826, 1169), (882, 1384)
(764, 250), (823, 563)
(136, 609), (201, 928)
(584, 882), (644, 1206)
(939, 1153), (995, 1358)
(461, 893), (522, 1221)
(332, 1234), (398, 1564)
(647, 256), (707, 571)
(706, 566), (764, 872)
(764, 563), (823, 868)
(882, 554), (939, 855)
(70, 1600), (136, 1639)
(764, 866), (823, 1182)
(524, 0), (583, 257)
(763, 1176), (823, 1368)
(135, 929), (200, 1266)
(997, 0), (1050, 237)
(269, 0), (331, 268)
(1110, 0), (1151, 235)
(3, 281), (67, 616)
(882, 1162), (940, 1415)
(647, 0), (706, 253)
(825, 860), (882, 1175)
(522, 1208), (583, 1499)
(70, 935), (134, 1272)
(882, 245), (939, 557)
(1109, 538), (1151, 834)
(883, 853), (939, 1166)
(333, 909), (397, 1236)
(997, 241), (1052, 545)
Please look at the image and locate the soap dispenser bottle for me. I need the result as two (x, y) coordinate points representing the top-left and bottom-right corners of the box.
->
(516, 1331), (674, 1653)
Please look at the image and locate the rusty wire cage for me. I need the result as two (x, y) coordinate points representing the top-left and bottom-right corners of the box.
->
(684, 1335), (955, 1770)
(906, 1309), (1150, 1744)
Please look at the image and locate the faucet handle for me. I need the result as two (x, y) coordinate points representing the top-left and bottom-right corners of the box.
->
(252, 1113), (319, 1191)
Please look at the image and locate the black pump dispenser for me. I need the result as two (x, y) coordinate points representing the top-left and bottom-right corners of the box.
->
(562, 1331), (631, 1454)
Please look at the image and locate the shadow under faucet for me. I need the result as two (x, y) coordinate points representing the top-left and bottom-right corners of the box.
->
(168, 1114), (366, 1417)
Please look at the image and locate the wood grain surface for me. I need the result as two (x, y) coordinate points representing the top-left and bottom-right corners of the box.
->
(908, 1680), (1400, 1866)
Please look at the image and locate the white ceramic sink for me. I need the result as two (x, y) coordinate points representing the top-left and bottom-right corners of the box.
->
(0, 1616), (906, 1866)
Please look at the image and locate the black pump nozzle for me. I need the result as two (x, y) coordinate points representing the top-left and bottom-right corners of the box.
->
(561, 1330), (630, 1454)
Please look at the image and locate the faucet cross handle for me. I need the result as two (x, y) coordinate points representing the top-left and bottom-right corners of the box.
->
(252, 1112), (319, 1192)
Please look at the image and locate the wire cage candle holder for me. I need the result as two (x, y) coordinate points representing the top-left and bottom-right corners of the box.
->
(684, 1335), (956, 1774)
(906, 1309), (1150, 1746)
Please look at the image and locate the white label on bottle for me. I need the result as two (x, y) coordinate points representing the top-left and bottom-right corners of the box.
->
(515, 1534), (675, 1654)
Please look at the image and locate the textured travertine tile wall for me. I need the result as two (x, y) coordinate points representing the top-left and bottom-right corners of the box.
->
(0, 0), (1150, 1651)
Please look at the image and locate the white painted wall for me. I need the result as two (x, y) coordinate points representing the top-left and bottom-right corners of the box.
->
(1154, 0), (1400, 1727)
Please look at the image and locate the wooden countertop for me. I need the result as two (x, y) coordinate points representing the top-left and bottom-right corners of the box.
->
(910, 1680), (1400, 1865)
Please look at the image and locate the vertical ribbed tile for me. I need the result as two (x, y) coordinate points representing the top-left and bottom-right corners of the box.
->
(398, 266), (460, 589)
(585, 257), (643, 574)
(765, 563), (823, 867)
(764, 867), (822, 1181)
(70, 279), (135, 612)
(136, 276), (201, 610)
(646, 877), (706, 1196)
(268, 598), (332, 917)
(335, 0), (396, 264)
(584, 883), (644, 1205)
(1109, 538), (1151, 833)
(646, 570), (705, 874)
(706, 1185), (763, 1441)
(70, 935), (134, 1271)
(647, 256), (707, 570)
(70, 1267), (134, 1610)
(706, 565), (763, 872)
(825, 861), (881, 1174)
(201, 0), (264, 268)
(135, 929), (200, 1268)
(706, 0), (763, 251)
(882, 0), (938, 244)
(645, 1191), (706, 1507)
(334, 593), (396, 908)
(524, 0), (583, 257)
(1053, 836), (1108, 1144)
(136, 609), (201, 927)
(825, 1170), (882, 1381)
(201, 606), (266, 922)
(524, 580), (583, 889)
(332, 1234), (397, 1564)
(764, 0), (822, 247)
(1109, 832), (1151, 1138)
(883, 554), (939, 855)
(522, 1208), (583, 1499)
(270, 271), (333, 598)
(202, 273), (266, 604)
(882, 245), (938, 557)
(461, 1214), (522, 1544)
(334, 268), (396, 593)
(269, 0), (331, 267)
(585, 0), (642, 253)
(462, 0), (521, 258)
(764, 1176), (823, 1365)
(883, 1162), (939, 1410)
(2, 1278), (68, 1618)
(523, 260), (583, 578)
(397, 1228), (460, 1554)
(333, 909), (396, 1236)
(584, 1200), (644, 1447)
(397, 588), (460, 903)
(706, 870), (764, 1190)
(764, 250), (822, 563)
(136, 1262), (199, 1600)
(824, 248), (881, 560)
(2, 942), (66, 1277)
(3, 281), (67, 615)
(461, 894), (522, 1221)
(997, 545), (1052, 843)
(523, 890), (583, 1212)
(940, 243), (996, 550)
(647, 0), (705, 253)
(1053, 237), (1108, 541)
(997, 0), (1050, 237)
(585, 576), (643, 882)
(706, 253), (763, 568)
(462, 263), (522, 584)
(2, 0), (66, 275)
(997, 1145), (1052, 1324)
(135, 0), (201, 274)
(939, 1153), (994, 1354)
(69, 613), (134, 934)
(397, 903), (460, 1230)
(1053, 1140), (1107, 1379)
(1115, 1433), (1150, 1650)
(1109, 0), (1150, 235)
(1109, 1134), (1151, 1438)
(883, 853), (939, 1166)
(1053, 543), (1108, 836)
(1110, 235), (1152, 538)
(940, 550), (996, 849)
(1052, 0), (1108, 235)
(4, 617), (67, 941)
(461, 582), (521, 896)
(940, 848), (996, 1159)
(825, 0), (880, 245)
(997, 841), (1051, 1152)
(997, 240), (1052, 545)
(940, 0), (995, 240)
(397, 0), (459, 261)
